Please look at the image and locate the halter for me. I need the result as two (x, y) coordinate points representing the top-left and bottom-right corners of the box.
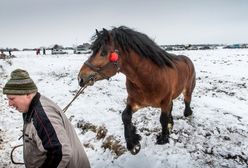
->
(83, 50), (120, 81)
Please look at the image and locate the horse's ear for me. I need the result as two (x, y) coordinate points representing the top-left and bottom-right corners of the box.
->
(102, 28), (111, 41)
(95, 29), (99, 36)
(103, 28), (108, 33)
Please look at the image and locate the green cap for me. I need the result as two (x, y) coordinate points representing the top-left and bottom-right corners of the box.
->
(3, 69), (38, 95)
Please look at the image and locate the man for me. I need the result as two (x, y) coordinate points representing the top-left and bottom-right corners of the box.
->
(3, 69), (90, 168)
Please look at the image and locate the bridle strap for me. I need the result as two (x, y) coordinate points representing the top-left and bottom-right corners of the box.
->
(83, 48), (121, 80)
(84, 60), (119, 80)
(84, 61), (101, 72)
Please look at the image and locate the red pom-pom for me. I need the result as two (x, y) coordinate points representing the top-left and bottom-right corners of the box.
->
(109, 52), (119, 62)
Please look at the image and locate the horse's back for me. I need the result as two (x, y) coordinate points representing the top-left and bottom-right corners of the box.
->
(173, 54), (195, 76)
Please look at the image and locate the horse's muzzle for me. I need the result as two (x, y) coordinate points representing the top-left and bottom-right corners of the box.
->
(78, 77), (85, 87)
(78, 74), (96, 87)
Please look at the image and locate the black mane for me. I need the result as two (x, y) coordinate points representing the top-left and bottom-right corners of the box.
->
(91, 26), (174, 67)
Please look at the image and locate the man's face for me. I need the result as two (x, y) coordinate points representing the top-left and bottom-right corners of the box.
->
(7, 95), (31, 113)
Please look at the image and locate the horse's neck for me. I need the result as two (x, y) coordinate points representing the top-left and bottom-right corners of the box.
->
(119, 52), (159, 85)
(120, 52), (139, 75)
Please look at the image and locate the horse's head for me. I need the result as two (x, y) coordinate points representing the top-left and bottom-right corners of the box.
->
(78, 28), (120, 87)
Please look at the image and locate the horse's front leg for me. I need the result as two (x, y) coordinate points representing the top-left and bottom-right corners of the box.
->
(122, 105), (141, 155)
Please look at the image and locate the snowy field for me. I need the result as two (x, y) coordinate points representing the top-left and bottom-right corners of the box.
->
(0, 49), (248, 168)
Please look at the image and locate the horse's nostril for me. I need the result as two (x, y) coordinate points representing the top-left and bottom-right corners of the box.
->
(78, 78), (85, 87)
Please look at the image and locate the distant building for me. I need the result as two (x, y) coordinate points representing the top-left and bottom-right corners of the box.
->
(73, 43), (91, 54)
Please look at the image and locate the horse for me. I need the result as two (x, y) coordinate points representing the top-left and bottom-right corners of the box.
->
(78, 26), (196, 155)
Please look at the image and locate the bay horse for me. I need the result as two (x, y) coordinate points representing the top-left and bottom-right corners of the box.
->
(78, 26), (196, 155)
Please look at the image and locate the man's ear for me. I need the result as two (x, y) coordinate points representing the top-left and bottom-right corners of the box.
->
(26, 93), (34, 100)
(26, 94), (31, 100)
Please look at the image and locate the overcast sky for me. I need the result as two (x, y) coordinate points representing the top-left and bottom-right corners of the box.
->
(1, 0), (248, 49)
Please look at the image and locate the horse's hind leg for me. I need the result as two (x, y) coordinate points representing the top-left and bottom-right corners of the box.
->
(184, 100), (192, 117)
(122, 105), (141, 155)
(168, 102), (174, 133)
(183, 77), (195, 117)
(157, 100), (173, 144)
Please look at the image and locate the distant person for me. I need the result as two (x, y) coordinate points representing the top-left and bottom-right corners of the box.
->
(36, 48), (40, 55)
(0, 50), (6, 59)
(9, 50), (12, 56)
(43, 48), (46, 55)
(3, 69), (91, 168)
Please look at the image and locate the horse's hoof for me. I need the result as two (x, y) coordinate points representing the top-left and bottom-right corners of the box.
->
(156, 134), (169, 144)
(184, 109), (193, 117)
(130, 143), (141, 155)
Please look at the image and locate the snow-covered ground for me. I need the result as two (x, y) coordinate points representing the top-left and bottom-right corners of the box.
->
(0, 49), (248, 168)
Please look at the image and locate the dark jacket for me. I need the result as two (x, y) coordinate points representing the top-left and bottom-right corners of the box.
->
(23, 93), (90, 168)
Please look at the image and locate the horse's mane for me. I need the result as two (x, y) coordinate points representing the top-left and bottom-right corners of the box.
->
(91, 26), (174, 67)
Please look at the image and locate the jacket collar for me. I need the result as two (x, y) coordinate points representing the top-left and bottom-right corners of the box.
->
(23, 92), (41, 123)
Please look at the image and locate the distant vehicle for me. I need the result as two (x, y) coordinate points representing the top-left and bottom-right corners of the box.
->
(73, 45), (91, 54)
(51, 49), (68, 55)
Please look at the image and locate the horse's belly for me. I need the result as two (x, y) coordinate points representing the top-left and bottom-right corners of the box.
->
(172, 88), (184, 99)
(132, 94), (162, 109)
(131, 100), (161, 111)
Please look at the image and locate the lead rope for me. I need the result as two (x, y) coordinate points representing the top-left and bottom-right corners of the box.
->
(10, 144), (24, 165)
(10, 84), (90, 165)
(62, 84), (89, 113)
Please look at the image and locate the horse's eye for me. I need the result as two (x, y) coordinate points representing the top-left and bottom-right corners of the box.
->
(100, 50), (108, 57)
